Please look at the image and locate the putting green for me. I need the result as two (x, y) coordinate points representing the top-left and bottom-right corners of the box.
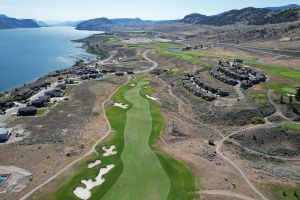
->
(102, 81), (171, 200)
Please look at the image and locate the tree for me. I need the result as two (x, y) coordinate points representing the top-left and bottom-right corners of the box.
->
(289, 96), (293, 104)
(280, 95), (284, 104)
(296, 87), (300, 102)
(283, 191), (287, 197)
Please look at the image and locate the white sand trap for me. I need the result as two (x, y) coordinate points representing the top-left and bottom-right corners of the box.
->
(73, 164), (115, 200)
(102, 145), (117, 157)
(113, 103), (128, 109)
(130, 84), (135, 87)
(88, 160), (101, 169)
(146, 95), (158, 101)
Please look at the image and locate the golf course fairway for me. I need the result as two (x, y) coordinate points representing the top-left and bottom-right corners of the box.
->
(48, 78), (199, 200)
(102, 81), (170, 200)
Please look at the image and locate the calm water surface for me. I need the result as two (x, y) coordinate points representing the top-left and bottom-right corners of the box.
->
(0, 27), (99, 92)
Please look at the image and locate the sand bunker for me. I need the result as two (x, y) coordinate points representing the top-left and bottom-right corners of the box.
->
(113, 103), (128, 109)
(146, 95), (158, 101)
(102, 145), (117, 157)
(73, 164), (115, 200)
(88, 160), (101, 169)
(130, 84), (135, 87)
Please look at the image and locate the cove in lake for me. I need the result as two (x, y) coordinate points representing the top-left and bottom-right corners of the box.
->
(0, 27), (99, 92)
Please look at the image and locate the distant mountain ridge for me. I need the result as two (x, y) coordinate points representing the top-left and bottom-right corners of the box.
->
(265, 4), (299, 11)
(0, 14), (39, 29)
(182, 6), (300, 26)
(75, 17), (179, 31)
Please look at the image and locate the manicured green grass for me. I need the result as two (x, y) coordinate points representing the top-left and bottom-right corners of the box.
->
(267, 83), (297, 96)
(269, 183), (300, 200)
(49, 78), (198, 200)
(159, 50), (200, 63)
(282, 123), (300, 133)
(140, 85), (199, 200)
(245, 62), (300, 97)
(102, 81), (171, 200)
(159, 48), (256, 64)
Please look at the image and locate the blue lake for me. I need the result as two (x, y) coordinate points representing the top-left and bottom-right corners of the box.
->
(0, 27), (98, 92)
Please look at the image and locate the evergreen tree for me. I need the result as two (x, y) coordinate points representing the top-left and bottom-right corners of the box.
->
(289, 95), (293, 104)
(296, 87), (300, 102)
(280, 95), (284, 104)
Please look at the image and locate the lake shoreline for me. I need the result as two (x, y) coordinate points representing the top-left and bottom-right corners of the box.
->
(0, 27), (101, 93)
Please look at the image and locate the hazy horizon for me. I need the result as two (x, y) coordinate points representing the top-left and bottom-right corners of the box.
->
(0, 0), (299, 21)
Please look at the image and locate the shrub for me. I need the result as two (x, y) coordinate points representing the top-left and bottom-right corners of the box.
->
(251, 117), (265, 124)
(92, 111), (100, 116)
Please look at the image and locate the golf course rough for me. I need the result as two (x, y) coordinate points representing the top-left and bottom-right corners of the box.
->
(49, 79), (199, 200)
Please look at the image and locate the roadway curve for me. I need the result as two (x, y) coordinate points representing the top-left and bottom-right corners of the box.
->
(138, 49), (158, 74)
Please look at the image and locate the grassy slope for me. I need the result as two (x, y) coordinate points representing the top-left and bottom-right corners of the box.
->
(282, 123), (300, 133)
(102, 81), (171, 200)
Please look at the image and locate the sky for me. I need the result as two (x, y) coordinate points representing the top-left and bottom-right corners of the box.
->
(0, 0), (299, 21)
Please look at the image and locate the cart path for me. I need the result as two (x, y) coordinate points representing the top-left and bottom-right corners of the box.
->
(267, 89), (300, 124)
(138, 49), (158, 73)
